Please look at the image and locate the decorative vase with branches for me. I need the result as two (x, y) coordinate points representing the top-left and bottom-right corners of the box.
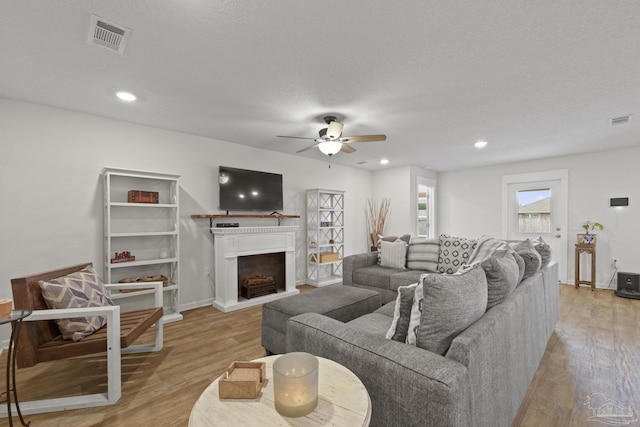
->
(366, 198), (391, 248)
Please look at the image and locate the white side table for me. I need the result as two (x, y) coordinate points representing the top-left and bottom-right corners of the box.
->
(189, 355), (371, 426)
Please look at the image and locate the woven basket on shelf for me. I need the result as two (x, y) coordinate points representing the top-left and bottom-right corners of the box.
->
(118, 275), (168, 293)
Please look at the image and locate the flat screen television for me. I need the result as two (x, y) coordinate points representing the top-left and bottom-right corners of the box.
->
(218, 166), (283, 212)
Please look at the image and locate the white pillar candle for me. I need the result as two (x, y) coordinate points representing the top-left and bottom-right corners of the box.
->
(273, 352), (319, 417)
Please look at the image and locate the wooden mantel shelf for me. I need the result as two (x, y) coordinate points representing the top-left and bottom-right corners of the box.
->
(191, 214), (300, 227)
(191, 214), (300, 219)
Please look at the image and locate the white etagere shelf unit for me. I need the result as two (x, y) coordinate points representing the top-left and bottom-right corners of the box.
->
(102, 167), (182, 323)
(306, 189), (345, 287)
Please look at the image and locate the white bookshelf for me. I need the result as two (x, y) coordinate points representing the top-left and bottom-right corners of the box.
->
(103, 167), (182, 323)
(306, 189), (345, 287)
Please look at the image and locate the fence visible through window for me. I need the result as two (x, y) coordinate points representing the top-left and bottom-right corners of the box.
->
(517, 189), (551, 233)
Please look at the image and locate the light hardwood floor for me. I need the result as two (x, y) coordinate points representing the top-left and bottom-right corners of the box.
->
(2, 284), (639, 427)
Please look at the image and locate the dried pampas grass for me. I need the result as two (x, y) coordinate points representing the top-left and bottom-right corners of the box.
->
(366, 198), (391, 247)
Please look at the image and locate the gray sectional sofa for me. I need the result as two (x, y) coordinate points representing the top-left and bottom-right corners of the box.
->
(344, 251), (424, 303)
(286, 237), (558, 427)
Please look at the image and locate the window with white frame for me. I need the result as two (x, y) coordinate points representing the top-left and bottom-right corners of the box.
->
(417, 181), (434, 238)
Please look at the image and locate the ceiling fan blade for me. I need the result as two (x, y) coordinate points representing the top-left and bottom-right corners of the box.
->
(340, 144), (356, 154)
(277, 135), (317, 140)
(340, 134), (387, 144)
(296, 142), (320, 153)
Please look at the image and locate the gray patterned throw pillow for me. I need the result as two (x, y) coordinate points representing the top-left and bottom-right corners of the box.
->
(39, 266), (114, 342)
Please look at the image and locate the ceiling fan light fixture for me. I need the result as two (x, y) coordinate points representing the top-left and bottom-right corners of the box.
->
(318, 140), (342, 155)
(326, 121), (344, 139)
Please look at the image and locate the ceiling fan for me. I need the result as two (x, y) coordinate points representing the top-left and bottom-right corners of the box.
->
(277, 115), (386, 156)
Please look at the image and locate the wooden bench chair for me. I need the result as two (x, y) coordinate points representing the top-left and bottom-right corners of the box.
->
(1, 262), (164, 416)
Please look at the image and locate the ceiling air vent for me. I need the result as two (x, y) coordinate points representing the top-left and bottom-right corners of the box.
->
(357, 161), (369, 165)
(88, 15), (131, 54)
(610, 115), (631, 126)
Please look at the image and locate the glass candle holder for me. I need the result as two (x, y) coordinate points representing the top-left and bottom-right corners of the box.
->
(273, 352), (319, 417)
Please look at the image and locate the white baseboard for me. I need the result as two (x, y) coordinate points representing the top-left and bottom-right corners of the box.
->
(180, 299), (214, 312)
(565, 280), (615, 290)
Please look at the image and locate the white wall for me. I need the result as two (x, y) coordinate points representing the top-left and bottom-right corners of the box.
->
(0, 98), (373, 342)
(371, 166), (436, 240)
(438, 146), (640, 287)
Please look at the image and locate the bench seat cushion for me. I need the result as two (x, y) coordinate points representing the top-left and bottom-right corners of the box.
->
(262, 285), (381, 354)
(389, 270), (427, 291)
(353, 265), (428, 292)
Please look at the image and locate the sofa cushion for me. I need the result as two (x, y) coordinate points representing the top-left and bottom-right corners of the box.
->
(374, 300), (397, 317)
(482, 249), (520, 309)
(385, 283), (419, 342)
(379, 239), (408, 269)
(437, 234), (477, 274)
(406, 238), (439, 271)
(39, 266), (114, 342)
(389, 270), (428, 291)
(352, 265), (405, 291)
(407, 266), (488, 355)
(510, 239), (542, 279)
(347, 312), (394, 337)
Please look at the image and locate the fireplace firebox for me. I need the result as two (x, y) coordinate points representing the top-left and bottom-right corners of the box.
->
(238, 252), (285, 299)
(210, 226), (299, 312)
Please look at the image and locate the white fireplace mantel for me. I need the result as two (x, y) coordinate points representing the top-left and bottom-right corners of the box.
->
(211, 226), (300, 312)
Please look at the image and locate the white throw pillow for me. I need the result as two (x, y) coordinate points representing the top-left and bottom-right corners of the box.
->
(379, 239), (408, 269)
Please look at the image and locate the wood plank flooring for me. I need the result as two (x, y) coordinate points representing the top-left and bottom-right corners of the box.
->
(2, 284), (638, 427)
(513, 284), (640, 426)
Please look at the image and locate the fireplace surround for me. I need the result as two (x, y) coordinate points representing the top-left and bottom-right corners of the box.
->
(211, 226), (299, 312)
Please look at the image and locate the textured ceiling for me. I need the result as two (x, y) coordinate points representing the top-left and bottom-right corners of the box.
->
(2, 1), (639, 171)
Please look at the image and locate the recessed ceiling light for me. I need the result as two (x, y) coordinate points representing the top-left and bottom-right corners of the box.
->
(116, 91), (137, 102)
(380, 159), (389, 165)
(474, 140), (488, 148)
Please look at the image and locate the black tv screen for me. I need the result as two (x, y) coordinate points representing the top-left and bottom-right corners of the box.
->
(218, 166), (283, 212)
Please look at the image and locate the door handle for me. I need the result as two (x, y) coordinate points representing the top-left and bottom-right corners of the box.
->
(555, 234), (561, 238)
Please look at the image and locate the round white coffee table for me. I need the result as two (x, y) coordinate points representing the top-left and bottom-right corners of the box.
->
(189, 355), (371, 426)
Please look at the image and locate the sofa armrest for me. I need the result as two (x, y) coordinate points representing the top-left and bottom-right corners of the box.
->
(342, 252), (378, 286)
(286, 313), (471, 427)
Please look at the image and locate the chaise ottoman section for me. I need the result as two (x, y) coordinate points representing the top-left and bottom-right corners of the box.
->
(261, 284), (381, 354)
